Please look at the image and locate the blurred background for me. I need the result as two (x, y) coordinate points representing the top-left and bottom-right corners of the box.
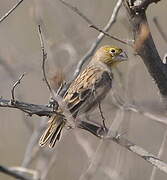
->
(0, 0), (167, 179)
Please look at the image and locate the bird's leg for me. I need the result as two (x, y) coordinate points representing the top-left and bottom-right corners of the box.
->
(92, 87), (107, 131)
(98, 102), (107, 130)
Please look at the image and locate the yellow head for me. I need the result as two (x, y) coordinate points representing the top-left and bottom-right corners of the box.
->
(93, 45), (128, 67)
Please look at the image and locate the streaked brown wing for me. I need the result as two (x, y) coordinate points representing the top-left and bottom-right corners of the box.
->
(63, 65), (112, 117)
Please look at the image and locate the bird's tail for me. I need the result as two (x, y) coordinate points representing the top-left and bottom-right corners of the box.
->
(39, 114), (66, 148)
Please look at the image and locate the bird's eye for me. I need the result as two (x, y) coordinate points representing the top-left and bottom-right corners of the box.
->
(110, 49), (116, 53)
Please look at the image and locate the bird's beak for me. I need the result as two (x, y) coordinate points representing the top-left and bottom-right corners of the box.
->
(116, 51), (128, 61)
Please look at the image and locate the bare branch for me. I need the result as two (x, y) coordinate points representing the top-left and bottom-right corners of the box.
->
(1, 95), (167, 174)
(0, 98), (54, 117)
(89, 25), (131, 46)
(38, 25), (56, 98)
(58, 0), (129, 46)
(11, 73), (25, 101)
(0, 0), (24, 24)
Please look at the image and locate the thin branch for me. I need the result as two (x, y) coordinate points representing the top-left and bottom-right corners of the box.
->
(89, 25), (131, 46)
(58, 0), (129, 46)
(0, 0), (24, 24)
(11, 73), (25, 101)
(38, 25), (56, 98)
(0, 165), (30, 180)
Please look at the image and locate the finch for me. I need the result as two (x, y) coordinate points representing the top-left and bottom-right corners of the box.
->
(39, 45), (127, 148)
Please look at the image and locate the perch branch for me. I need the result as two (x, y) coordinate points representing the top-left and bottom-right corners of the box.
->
(0, 98), (54, 117)
(1, 96), (167, 174)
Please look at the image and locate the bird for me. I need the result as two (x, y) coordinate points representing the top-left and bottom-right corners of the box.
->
(39, 45), (128, 148)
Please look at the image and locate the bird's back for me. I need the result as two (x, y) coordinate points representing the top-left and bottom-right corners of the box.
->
(63, 62), (113, 117)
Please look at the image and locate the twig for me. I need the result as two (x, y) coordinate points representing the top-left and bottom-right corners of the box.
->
(59, 0), (123, 96)
(89, 25), (130, 46)
(0, 165), (30, 180)
(153, 17), (167, 43)
(58, 0), (130, 46)
(11, 73), (25, 101)
(0, 0), (24, 24)
(38, 25), (56, 98)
